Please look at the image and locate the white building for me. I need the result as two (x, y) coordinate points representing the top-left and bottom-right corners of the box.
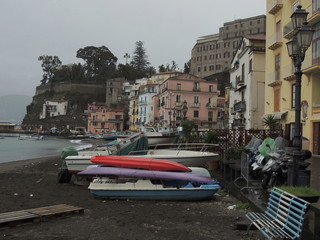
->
(137, 84), (158, 126)
(39, 100), (68, 119)
(229, 35), (266, 129)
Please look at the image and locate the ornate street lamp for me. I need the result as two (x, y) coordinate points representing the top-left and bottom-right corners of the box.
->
(182, 100), (188, 121)
(286, 5), (314, 186)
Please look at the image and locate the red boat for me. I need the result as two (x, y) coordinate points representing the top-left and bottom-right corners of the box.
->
(90, 155), (191, 172)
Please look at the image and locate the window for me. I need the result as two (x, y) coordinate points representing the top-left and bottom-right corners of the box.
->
(197, 67), (201, 72)
(204, 66), (207, 71)
(274, 88), (280, 112)
(241, 63), (245, 82)
(312, 22), (320, 64)
(194, 96), (199, 103)
(208, 111), (213, 122)
(204, 55), (207, 60)
(276, 21), (281, 42)
(249, 59), (252, 73)
(194, 110), (199, 118)
(292, 84), (296, 108)
(176, 83), (181, 90)
(209, 85), (214, 92)
(275, 54), (281, 80)
(176, 95), (181, 103)
(194, 82), (200, 91)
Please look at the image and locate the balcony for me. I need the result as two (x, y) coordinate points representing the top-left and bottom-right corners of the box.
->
(312, 104), (320, 115)
(107, 119), (123, 122)
(236, 76), (244, 86)
(190, 102), (200, 108)
(283, 21), (298, 39)
(206, 102), (216, 108)
(302, 53), (320, 74)
(267, 71), (282, 87)
(233, 119), (245, 128)
(283, 64), (295, 81)
(175, 102), (182, 107)
(307, 4), (320, 26)
(268, 33), (283, 50)
(268, 0), (283, 15)
(233, 101), (246, 112)
(193, 87), (201, 92)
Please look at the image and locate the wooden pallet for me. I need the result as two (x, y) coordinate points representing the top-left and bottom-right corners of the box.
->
(0, 204), (84, 228)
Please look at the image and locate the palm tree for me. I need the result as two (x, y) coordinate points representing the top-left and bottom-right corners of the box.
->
(262, 115), (278, 130)
(123, 53), (130, 64)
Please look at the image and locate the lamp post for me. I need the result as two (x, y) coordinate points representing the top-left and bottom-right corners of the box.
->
(286, 5), (314, 186)
(173, 108), (176, 129)
(182, 100), (188, 121)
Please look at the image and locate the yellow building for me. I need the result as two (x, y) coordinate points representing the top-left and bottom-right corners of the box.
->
(266, 0), (320, 154)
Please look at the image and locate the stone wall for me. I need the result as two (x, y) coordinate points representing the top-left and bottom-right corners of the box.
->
(35, 82), (106, 96)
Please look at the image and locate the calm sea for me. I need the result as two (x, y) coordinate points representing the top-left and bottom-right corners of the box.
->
(0, 136), (93, 163)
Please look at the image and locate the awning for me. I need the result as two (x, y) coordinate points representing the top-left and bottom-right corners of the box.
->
(262, 111), (288, 120)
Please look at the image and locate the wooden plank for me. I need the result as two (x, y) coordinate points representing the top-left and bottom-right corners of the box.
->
(0, 204), (84, 228)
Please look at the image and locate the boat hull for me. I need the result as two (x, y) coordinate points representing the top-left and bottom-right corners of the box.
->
(88, 179), (220, 201)
(91, 155), (191, 172)
(90, 188), (219, 201)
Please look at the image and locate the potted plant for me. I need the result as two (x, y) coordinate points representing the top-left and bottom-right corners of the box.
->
(279, 186), (320, 203)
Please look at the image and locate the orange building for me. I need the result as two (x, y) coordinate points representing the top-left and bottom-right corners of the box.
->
(87, 102), (124, 134)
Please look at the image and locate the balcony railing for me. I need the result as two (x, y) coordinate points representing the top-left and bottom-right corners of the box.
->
(206, 102), (216, 108)
(268, 0), (283, 15)
(175, 102), (182, 106)
(306, 3), (320, 26)
(283, 64), (295, 81)
(236, 76), (244, 86)
(107, 119), (123, 122)
(193, 87), (201, 92)
(233, 101), (246, 112)
(267, 71), (282, 87)
(267, 33), (283, 50)
(283, 21), (298, 39)
(190, 102), (200, 107)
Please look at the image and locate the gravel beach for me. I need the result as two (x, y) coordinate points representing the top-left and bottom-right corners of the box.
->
(0, 155), (262, 240)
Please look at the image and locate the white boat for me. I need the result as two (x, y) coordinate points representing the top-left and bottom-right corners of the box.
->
(64, 142), (219, 173)
(18, 134), (44, 140)
(88, 178), (221, 201)
(140, 126), (177, 145)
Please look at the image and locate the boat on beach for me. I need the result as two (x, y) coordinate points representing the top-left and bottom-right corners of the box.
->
(87, 178), (221, 201)
(18, 134), (44, 140)
(90, 155), (191, 172)
(65, 142), (219, 173)
(80, 166), (221, 201)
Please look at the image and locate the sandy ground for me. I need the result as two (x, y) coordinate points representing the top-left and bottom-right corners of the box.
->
(0, 155), (263, 240)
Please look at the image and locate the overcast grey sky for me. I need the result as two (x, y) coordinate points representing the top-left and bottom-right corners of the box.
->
(0, 0), (266, 97)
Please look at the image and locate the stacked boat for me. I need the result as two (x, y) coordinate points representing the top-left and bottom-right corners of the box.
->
(78, 155), (221, 201)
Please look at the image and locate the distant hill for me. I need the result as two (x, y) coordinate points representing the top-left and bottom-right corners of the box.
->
(0, 95), (32, 124)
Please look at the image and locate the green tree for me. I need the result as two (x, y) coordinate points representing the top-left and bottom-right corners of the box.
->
(38, 55), (62, 85)
(76, 46), (118, 81)
(158, 64), (166, 72)
(181, 120), (195, 143)
(263, 114), (278, 130)
(131, 41), (149, 71)
(184, 60), (191, 73)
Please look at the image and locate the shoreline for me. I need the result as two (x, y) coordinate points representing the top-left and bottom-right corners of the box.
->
(0, 155), (61, 173)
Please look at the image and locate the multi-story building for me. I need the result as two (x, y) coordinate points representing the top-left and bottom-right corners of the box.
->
(153, 73), (219, 130)
(128, 78), (148, 131)
(265, 0), (320, 153)
(229, 34), (266, 129)
(137, 83), (158, 126)
(87, 102), (124, 133)
(39, 100), (68, 119)
(106, 78), (126, 107)
(190, 15), (266, 78)
(150, 71), (183, 84)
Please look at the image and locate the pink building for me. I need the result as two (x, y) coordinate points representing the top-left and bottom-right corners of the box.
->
(87, 102), (124, 133)
(154, 74), (219, 130)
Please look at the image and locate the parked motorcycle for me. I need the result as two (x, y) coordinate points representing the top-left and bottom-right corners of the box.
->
(261, 151), (291, 189)
(249, 137), (289, 181)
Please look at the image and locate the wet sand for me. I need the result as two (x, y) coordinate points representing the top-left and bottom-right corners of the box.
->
(0, 155), (262, 240)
